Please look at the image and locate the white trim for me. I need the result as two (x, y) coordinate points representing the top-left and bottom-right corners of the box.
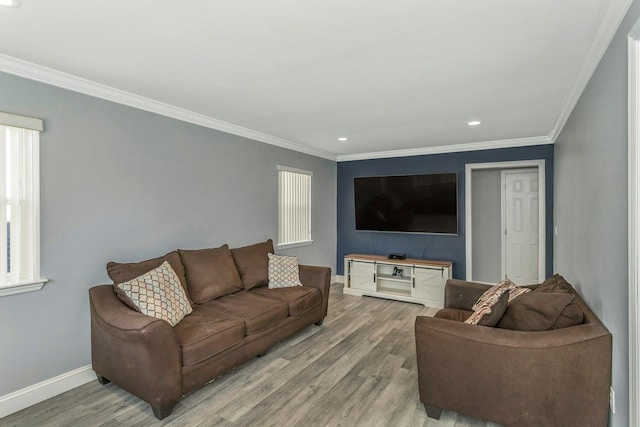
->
(0, 364), (94, 419)
(333, 275), (344, 284)
(0, 278), (48, 297)
(628, 23), (640, 427)
(0, 54), (336, 161)
(336, 136), (552, 162)
(0, 112), (43, 132)
(276, 240), (313, 250)
(549, 0), (633, 142)
(465, 160), (546, 283)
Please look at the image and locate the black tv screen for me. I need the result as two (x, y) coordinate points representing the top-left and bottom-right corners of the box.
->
(354, 173), (458, 234)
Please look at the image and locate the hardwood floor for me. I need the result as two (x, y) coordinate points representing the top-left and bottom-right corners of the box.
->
(1, 284), (501, 427)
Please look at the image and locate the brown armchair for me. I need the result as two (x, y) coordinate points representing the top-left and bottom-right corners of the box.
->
(414, 279), (612, 427)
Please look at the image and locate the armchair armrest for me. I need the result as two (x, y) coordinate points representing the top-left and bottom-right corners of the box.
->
(89, 285), (182, 414)
(414, 315), (611, 426)
(299, 264), (331, 318)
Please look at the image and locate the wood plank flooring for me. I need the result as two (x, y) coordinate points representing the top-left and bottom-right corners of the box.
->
(0, 283), (501, 427)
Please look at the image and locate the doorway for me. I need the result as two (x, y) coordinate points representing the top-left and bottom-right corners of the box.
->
(465, 160), (546, 284)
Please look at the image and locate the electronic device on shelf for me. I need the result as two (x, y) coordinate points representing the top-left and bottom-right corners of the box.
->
(388, 253), (406, 260)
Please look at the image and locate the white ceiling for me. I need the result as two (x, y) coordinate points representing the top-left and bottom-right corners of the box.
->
(0, 0), (632, 160)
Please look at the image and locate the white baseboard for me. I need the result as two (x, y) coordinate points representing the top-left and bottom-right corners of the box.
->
(0, 364), (95, 419)
(332, 275), (345, 284)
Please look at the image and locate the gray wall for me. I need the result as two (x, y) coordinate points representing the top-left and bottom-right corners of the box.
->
(471, 169), (502, 283)
(554, 2), (640, 425)
(0, 71), (337, 396)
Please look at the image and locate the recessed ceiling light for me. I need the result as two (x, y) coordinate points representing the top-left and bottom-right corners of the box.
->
(338, 137), (348, 142)
(0, 0), (21, 7)
(467, 120), (481, 126)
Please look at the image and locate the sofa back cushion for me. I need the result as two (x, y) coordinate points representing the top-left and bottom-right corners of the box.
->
(231, 239), (274, 290)
(107, 250), (192, 307)
(178, 245), (244, 303)
(114, 261), (193, 326)
(497, 291), (583, 331)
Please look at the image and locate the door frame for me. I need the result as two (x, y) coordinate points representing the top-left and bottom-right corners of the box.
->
(465, 160), (546, 283)
(501, 168), (539, 282)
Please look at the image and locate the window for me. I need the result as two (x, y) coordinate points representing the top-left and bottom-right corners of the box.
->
(277, 165), (312, 249)
(0, 111), (46, 296)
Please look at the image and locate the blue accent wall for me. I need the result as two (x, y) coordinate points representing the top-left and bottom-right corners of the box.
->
(336, 145), (554, 278)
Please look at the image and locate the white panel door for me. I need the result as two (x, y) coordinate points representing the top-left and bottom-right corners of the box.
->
(350, 260), (376, 291)
(503, 169), (539, 285)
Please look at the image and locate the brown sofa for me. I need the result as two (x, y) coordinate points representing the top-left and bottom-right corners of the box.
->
(415, 276), (612, 427)
(89, 240), (331, 420)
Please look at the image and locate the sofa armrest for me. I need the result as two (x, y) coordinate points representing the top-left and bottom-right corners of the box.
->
(414, 315), (612, 426)
(89, 285), (183, 412)
(444, 279), (491, 310)
(299, 264), (331, 318)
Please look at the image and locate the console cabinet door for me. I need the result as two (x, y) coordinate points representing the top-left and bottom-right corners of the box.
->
(413, 266), (445, 302)
(350, 260), (376, 291)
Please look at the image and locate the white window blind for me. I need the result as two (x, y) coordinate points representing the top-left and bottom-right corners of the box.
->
(278, 165), (312, 249)
(0, 111), (46, 295)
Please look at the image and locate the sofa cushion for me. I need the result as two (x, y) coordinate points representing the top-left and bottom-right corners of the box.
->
(173, 307), (245, 366)
(465, 290), (509, 327)
(107, 250), (192, 306)
(114, 261), (193, 327)
(267, 253), (303, 289)
(231, 239), (274, 290)
(434, 308), (474, 322)
(251, 286), (321, 317)
(201, 291), (288, 335)
(535, 273), (573, 294)
(472, 279), (530, 310)
(497, 291), (583, 331)
(178, 245), (243, 303)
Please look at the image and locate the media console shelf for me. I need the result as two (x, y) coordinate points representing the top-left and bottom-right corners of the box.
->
(343, 254), (452, 308)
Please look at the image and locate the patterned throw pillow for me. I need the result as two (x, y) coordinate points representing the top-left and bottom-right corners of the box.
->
(465, 290), (510, 326)
(268, 253), (303, 289)
(114, 261), (193, 326)
(472, 279), (531, 310)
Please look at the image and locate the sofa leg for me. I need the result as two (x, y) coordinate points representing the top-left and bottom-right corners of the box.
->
(151, 403), (175, 420)
(315, 319), (324, 326)
(425, 404), (442, 420)
(96, 374), (110, 385)
(257, 351), (267, 358)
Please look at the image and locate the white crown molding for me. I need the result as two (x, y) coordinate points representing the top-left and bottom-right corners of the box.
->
(336, 135), (552, 162)
(549, 0), (633, 142)
(0, 54), (337, 161)
(0, 364), (94, 419)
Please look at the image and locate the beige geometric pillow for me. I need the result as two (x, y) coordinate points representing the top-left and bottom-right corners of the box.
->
(114, 261), (193, 326)
(465, 290), (510, 326)
(472, 279), (531, 310)
(267, 253), (302, 289)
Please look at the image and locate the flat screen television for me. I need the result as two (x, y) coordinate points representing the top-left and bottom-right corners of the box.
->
(354, 173), (458, 234)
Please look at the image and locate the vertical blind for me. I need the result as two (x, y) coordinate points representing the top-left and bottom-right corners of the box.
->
(0, 118), (42, 286)
(278, 166), (312, 247)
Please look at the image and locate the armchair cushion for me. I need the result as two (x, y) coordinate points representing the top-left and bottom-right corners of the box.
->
(535, 273), (572, 294)
(178, 245), (243, 303)
(497, 291), (583, 331)
(434, 308), (473, 322)
(114, 261), (193, 326)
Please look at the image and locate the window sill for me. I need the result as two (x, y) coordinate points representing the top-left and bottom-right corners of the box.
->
(277, 240), (313, 250)
(0, 278), (48, 297)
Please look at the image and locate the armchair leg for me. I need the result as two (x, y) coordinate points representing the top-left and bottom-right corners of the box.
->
(315, 319), (324, 326)
(425, 404), (442, 420)
(96, 374), (110, 385)
(151, 403), (175, 420)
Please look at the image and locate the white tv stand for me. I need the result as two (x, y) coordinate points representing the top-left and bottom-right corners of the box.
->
(343, 254), (452, 308)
